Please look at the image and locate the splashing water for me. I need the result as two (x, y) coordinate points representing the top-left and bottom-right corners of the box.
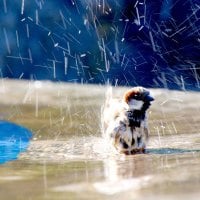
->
(0, 0), (199, 90)
(0, 80), (199, 199)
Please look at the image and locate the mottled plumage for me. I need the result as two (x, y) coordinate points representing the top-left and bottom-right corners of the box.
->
(102, 87), (154, 155)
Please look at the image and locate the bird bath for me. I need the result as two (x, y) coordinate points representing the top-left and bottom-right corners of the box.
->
(0, 79), (199, 200)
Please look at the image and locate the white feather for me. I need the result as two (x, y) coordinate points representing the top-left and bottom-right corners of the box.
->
(128, 99), (144, 110)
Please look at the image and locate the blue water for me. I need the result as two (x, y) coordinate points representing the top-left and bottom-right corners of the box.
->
(0, 121), (32, 164)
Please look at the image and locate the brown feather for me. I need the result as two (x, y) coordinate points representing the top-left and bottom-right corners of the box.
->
(123, 88), (140, 103)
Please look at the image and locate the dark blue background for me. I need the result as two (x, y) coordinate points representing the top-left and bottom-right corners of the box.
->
(0, 0), (199, 90)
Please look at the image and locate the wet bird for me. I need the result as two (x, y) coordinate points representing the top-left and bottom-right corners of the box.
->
(102, 87), (154, 155)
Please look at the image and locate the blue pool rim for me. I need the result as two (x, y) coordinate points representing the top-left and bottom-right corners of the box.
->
(0, 121), (32, 164)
